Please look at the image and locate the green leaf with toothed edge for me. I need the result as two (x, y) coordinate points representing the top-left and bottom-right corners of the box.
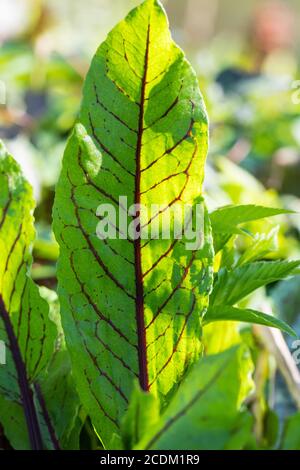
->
(235, 226), (279, 267)
(210, 260), (300, 307)
(0, 142), (79, 450)
(53, 0), (213, 446)
(210, 205), (292, 253)
(210, 205), (292, 234)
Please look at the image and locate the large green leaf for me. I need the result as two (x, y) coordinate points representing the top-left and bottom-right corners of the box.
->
(135, 346), (254, 450)
(210, 260), (300, 307)
(53, 0), (213, 445)
(0, 142), (79, 449)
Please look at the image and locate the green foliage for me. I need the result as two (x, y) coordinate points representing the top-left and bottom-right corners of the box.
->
(0, 142), (79, 450)
(235, 226), (279, 267)
(280, 413), (300, 450)
(210, 204), (291, 253)
(204, 306), (295, 337)
(0, 0), (299, 452)
(53, 0), (213, 446)
(134, 346), (254, 450)
(121, 382), (160, 450)
(210, 260), (300, 307)
(210, 204), (291, 234)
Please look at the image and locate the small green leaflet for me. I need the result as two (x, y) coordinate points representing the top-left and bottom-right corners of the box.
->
(53, 0), (214, 445)
(0, 141), (79, 449)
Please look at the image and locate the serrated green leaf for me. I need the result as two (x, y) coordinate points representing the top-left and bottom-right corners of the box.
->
(219, 236), (236, 270)
(53, 0), (214, 445)
(135, 346), (254, 450)
(236, 226), (279, 267)
(210, 205), (290, 253)
(203, 305), (296, 337)
(210, 260), (300, 307)
(210, 205), (291, 234)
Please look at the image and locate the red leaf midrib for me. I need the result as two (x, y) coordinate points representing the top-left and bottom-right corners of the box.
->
(134, 22), (151, 392)
(0, 295), (43, 450)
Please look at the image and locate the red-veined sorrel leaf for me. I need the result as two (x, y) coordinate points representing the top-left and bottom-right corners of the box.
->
(53, 0), (213, 445)
(0, 142), (79, 449)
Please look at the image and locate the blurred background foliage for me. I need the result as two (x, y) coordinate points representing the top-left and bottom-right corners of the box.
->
(1, 0), (300, 450)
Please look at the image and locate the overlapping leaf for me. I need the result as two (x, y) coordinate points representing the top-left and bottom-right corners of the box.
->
(210, 205), (291, 234)
(53, 0), (213, 445)
(134, 346), (254, 450)
(0, 142), (79, 449)
(205, 260), (299, 335)
(210, 260), (300, 307)
(204, 305), (295, 337)
(281, 413), (300, 450)
(210, 205), (291, 253)
(235, 226), (279, 267)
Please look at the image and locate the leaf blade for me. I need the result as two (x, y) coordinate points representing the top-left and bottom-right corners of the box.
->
(0, 142), (56, 449)
(0, 142), (79, 450)
(135, 346), (254, 450)
(53, 0), (213, 444)
(210, 204), (291, 253)
(210, 260), (300, 307)
(203, 305), (296, 337)
(210, 204), (292, 234)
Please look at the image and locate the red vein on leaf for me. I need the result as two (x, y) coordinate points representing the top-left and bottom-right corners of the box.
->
(0, 296), (43, 450)
(149, 293), (196, 386)
(34, 383), (60, 450)
(146, 252), (196, 330)
(134, 22), (151, 392)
